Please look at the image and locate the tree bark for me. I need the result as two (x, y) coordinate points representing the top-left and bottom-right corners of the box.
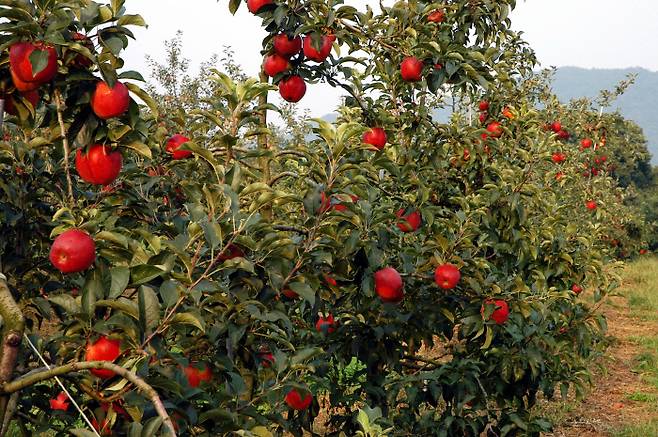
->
(0, 275), (25, 434)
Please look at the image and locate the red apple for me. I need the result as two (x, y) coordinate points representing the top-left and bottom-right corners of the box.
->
(374, 267), (404, 303)
(263, 54), (290, 77)
(49, 392), (69, 411)
(640, 249), (648, 255)
(285, 388), (313, 410)
(257, 349), (275, 367)
(75, 144), (122, 185)
(400, 56), (424, 82)
(50, 229), (96, 273)
(586, 200), (597, 211)
(9, 41), (58, 84)
(165, 134), (193, 159)
(85, 336), (121, 379)
(478, 101), (490, 112)
(273, 33), (302, 58)
(557, 130), (570, 140)
(555, 172), (565, 181)
(571, 284), (583, 294)
(303, 34), (335, 62)
(427, 9), (445, 23)
(10, 67), (40, 92)
(550, 121), (562, 133)
(486, 121), (503, 138)
(580, 138), (593, 149)
(91, 81), (130, 119)
(434, 264), (461, 290)
(481, 299), (509, 325)
(183, 363), (212, 388)
(551, 152), (566, 164)
(4, 90), (39, 116)
(315, 314), (336, 334)
(279, 75), (306, 102)
(362, 127), (387, 150)
(247, 0), (273, 14)
(218, 244), (244, 262)
(478, 112), (487, 124)
(323, 273), (337, 287)
(396, 209), (422, 232)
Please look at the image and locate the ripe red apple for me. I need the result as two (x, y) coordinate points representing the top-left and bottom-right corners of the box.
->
(10, 67), (40, 92)
(282, 288), (299, 299)
(49, 392), (69, 411)
(247, 0), (273, 14)
(400, 56), (424, 82)
(586, 200), (597, 211)
(486, 121), (503, 138)
(75, 145), (122, 185)
(218, 244), (244, 262)
(571, 284), (583, 294)
(580, 138), (593, 149)
(478, 101), (490, 112)
(4, 90), (39, 116)
(50, 229), (96, 273)
(427, 9), (445, 23)
(374, 267), (404, 303)
(434, 264), (461, 290)
(362, 127), (387, 150)
(551, 152), (566, 164)
(323, 273), (337, 287)
(183, 363), (212, 388)
(273, 33), (302, 58)
(303, 34), (335, 62)
(257, 349), (275, 367)
(550, 121), (562, 133)
(396, 209), (422, 232)
(285, 388), (313, 410)
(555, 172), (565, 181)
(85, 336), (121, 379)
(640, 249), (648, 255)
(279, 75), (306, 102)
(71, 32), (94, 68)
(91, 81), (130, 119)
(557, 130), (570, 140)
(263, 54), (290, 77)
(315, 314), (336, 333)
(478, 112), (487, 124)
(165, 134), (193, 159)
(9, 41), (58, 84)
(481, 299), (509, 325)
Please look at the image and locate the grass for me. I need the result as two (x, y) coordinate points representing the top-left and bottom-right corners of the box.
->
(620, 257), (658, 316)
(614, 420), (658, 437)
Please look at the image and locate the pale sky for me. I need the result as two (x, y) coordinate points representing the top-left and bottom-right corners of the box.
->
(124, 0), (658, 117)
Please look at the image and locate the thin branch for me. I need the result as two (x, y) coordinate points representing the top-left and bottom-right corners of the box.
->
(1, 361), (176, 437)
(273, 225), (309, 235)
(53, 90), (74, 203)
(268, 171), (297, 186)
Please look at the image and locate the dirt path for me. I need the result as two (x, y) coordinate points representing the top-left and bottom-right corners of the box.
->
(547, 293), (658, 436)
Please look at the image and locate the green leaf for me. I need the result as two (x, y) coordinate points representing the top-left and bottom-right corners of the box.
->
(138, 285), (160, 332)
(140, 417), (162, 437)
(48, 294), (80, 315)
(130, 265), (166, 285)
(159, 280), (180, 307)
(109, 266), (130, 298)
(288, 282), (315, 306)
(117, 14), (146, 27)
(125, 82), (159, 118)
(28, 48), (49, 76)
(121, 141), (152, 159)
(228, 0), (241, 14)
(82, 270), (103, 316)
(171, 312), (206, 333)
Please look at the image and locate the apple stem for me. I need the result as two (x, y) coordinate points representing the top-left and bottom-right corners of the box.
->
(53, 90), (75, 203)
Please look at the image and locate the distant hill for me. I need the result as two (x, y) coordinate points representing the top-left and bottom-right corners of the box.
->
(320, 67), (658, 163)
(551, 67), (658, 163)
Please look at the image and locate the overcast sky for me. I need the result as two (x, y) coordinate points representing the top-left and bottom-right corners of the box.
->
(124, 0), (658, 117)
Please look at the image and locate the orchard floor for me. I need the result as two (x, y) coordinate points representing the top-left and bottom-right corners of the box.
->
(543, 257), (658, 437)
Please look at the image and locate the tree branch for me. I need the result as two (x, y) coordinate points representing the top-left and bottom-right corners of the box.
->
(53, 90), (74, 203)
(0, 361), (177, 437)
